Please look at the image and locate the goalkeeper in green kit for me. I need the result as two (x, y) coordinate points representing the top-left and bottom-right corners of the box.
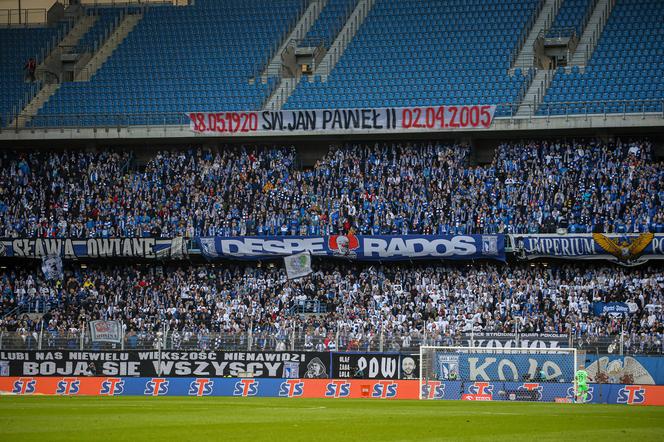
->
(575, 365), (590, 403)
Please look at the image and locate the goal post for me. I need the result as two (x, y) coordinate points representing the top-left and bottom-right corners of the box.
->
(419, 346), (578, 402)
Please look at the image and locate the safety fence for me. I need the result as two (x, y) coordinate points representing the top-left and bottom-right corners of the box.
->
(3, 99), (664, 131)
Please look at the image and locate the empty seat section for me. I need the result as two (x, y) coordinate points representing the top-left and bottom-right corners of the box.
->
(75, 8), (124, 53)
(547, 0), (595, 37)
(36, 0), (304, 126)
(540, 0), (664, 115)
(284, 0), (541, 117)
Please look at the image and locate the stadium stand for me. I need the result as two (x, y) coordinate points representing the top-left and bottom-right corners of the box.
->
(0, 261), (661, 353)
(74, 7), (124, 54)
(1, 0), (663, 126)
(284, 0), (539, 115)
(35, 0), (305, 126)
(0, 23), (67, 127)
(0, 139), (661, 238)
(0, 0), (662, 363)
(541, 0), (664, 114)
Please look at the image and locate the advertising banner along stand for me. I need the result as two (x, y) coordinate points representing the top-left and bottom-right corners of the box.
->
(1, 377), (663, 404)
(0, 237), (188, 260)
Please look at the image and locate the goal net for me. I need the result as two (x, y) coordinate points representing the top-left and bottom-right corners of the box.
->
(419, 346), (578, 402)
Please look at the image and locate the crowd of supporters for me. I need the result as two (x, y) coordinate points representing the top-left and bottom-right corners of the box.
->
(1, 138), (662, 237)
(0, 138), (661, 353)
(1, 261), (661, 353)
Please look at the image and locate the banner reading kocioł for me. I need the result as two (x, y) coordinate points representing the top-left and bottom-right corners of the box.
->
(187, 105), (497, 135)
(510, 233), (664, 266)
(0, 237), (187, 259)
(0, 351), (332, 378)
(197, 234), (505, 261)
(459, 332), (569, 349)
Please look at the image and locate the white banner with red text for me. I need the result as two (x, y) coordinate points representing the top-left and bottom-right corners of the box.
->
(187, 105), (497, 135)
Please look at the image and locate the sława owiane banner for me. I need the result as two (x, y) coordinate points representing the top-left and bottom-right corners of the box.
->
(458, 332), (569, 349)
(188, 105), (496, 135)
(510, 233), (664, 266)
(0, 237), (187, 259)
(197, 234), (505, 261)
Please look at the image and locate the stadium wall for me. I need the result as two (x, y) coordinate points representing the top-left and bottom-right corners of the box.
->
(1, 377), (663, 405)
(4, 351), (664, 385)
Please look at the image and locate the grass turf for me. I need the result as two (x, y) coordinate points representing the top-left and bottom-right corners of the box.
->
(1, 397), (663, 441)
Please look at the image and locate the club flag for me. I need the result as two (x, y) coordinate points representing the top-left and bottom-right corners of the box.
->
(284, 252), (312, 280)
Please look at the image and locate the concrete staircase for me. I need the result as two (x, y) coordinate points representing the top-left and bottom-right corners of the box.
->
(569, 0), (616, 68)
(38, 14), (97, 74)
(263, 78), (300, 111)
(37, 15), (97, 83)
(58, 15), (97, 49)
(262, 0), (376, 110)
(260, 0), (328, 81)
(75, 13), (142, 81)
(512, 0), (563, 70)
(515, 69), (553, 117)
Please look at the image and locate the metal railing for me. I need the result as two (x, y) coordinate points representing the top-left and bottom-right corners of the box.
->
(323, 0), (373, 76)
(82, 0), (178, 7)
(290, 299), (327, 314)
(299, 0), (361, 49)
(529, 98), (664, 120)
(0, 329), (437, 352)
(0, 8), (48, 27)
(579, 0), (601, 39)
(254, 0), (315, 82)
(573, 334), (663, 356)
(509, 0), (544, 68)
(581, 0), (616, 65)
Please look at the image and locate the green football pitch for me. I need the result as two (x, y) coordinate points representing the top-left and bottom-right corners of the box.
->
(1, 397), (663, 441)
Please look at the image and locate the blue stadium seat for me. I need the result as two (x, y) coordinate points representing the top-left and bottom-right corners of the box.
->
(36, 0), (303, 126)
(284, 0), (540, 112)
(540, 0), (664, 115)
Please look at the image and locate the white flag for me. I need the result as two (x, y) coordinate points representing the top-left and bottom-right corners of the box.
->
(284, 252), (312, 280)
